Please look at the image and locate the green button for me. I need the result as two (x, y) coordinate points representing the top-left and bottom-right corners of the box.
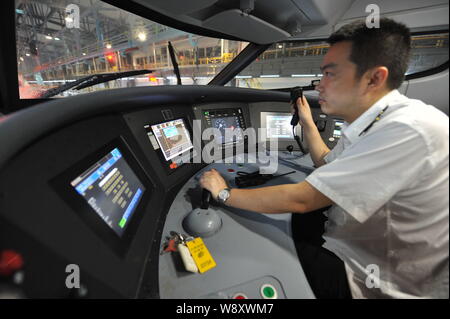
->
(263, 286), (275, 298)
(119, 218), (127, 228)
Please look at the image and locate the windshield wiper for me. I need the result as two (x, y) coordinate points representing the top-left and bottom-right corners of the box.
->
(168, 41), (181, 85)
(40, 69), (153, 98)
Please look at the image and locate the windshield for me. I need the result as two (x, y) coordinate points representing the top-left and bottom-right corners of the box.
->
(228, 33), (449, 90)
(15, 0), (248, 99)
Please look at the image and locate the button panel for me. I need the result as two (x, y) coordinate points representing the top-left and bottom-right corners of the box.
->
(200, 276), (285, 299)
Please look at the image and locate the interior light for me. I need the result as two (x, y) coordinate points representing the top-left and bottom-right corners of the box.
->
(137, 32), (147, 42)
(291, 74), (316, 77)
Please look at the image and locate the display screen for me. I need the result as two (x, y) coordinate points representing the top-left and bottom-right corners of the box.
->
(333, 120), (344, 138)
(264, 113), (294, 139)
(70, 148), (145, 237)
(211, 116), (244, 144)
(150, 119), (194, 161)
(203, 108), (246, 145)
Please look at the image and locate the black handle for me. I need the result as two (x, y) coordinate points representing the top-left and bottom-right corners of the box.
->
(290, 86), (308, 154)
(201, 189), (211, 209)
(290, 87), (303, 126)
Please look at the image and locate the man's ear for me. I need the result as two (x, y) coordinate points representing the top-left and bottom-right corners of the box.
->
(366, 66), (389, 90)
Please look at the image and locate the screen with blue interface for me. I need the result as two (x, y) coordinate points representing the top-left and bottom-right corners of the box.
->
(70, 148), (145, 237)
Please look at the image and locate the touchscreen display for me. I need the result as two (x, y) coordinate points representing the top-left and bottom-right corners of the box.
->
(150, 119), (194, 161)
(211, 116), (244, 144)
(70, 148), (145, 237)
(265, 113), (294, 139)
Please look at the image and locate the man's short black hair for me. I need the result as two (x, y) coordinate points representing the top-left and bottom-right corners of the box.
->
(327, 18), (411, 89)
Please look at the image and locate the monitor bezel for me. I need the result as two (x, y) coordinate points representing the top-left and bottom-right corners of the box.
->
(149, 118), (194, 162)
(144, 117), (196, 175)
(261, 111), (297, 141)
(50, 136), (154, 257)
(203, 107), (248, 147)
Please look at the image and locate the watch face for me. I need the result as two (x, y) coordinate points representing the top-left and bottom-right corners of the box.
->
(219, 189), (230, 202)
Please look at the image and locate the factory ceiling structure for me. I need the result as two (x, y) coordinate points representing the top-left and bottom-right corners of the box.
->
(13, 0), (449, 94)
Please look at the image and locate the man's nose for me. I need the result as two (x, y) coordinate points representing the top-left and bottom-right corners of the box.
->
(315, 81), (323, 92)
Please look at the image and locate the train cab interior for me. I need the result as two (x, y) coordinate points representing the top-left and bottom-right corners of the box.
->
(0, 0), (448, 299)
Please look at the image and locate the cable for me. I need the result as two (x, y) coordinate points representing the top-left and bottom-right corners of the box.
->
(293, 126), (307, 154)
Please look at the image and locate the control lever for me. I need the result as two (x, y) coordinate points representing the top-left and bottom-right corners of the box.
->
(183, 189), (222, 238)
(201, 189), (211, 209)
(286, 145), (294, 155)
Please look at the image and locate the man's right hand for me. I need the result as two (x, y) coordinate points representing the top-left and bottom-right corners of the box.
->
(292, 95), (330, 167)
(294, 95), (315, 129)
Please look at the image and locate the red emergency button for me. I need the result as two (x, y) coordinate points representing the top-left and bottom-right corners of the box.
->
(227, 169), (235, 173)
(169, 162), (178, 169)
(232, 293), (248, 299)
(0, 250), (24, 276)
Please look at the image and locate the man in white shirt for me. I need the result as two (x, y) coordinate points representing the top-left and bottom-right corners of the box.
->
(200, 18), (449, 298)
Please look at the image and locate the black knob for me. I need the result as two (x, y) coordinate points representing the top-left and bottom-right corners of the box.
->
(286, 145), (294, 153)
(201, 189), (211, 209)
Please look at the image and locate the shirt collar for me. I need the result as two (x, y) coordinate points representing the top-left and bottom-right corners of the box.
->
(342, 90), (402, 144)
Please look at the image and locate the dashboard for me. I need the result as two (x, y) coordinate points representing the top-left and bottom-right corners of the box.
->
(0, 86), (342, 298)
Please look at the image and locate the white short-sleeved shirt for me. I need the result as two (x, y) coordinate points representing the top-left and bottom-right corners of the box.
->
(305, 90), (449, 299)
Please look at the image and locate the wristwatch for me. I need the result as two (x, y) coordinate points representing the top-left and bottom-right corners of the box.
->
(217, 188), (231, 204)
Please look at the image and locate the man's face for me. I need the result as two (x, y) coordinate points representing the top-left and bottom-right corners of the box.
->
(315, 41), (365, 120)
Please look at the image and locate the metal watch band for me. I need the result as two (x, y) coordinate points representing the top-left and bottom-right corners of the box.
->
(217, 188), (231, 203)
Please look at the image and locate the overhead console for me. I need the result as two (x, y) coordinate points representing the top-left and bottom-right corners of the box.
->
(130, 0), (355, 44)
